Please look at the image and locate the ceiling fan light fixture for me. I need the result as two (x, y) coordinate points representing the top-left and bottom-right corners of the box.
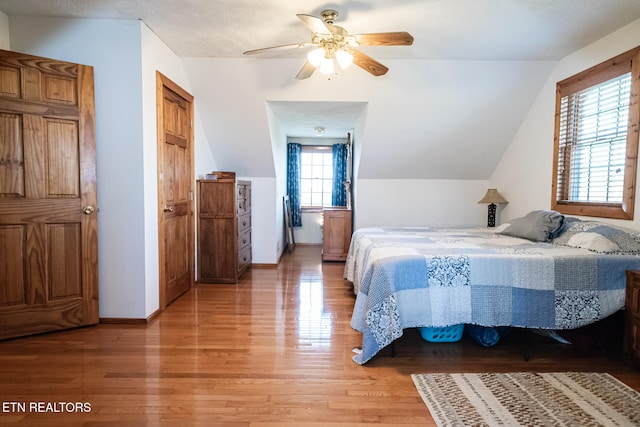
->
(244, 10), (414, 80)
(335, 49), (353, 69)
(319, 57), (335, 75)
(307, 47), (325, 67)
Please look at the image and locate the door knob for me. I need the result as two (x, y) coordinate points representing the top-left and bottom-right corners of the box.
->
(163, 206), (174, 213)
(82, 205), (95, 215)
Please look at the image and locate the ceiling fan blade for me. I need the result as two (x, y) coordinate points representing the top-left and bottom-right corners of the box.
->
(327, 24), (348, 38)
(243, 43), (311, 55)
(295, 61), (316, 80)
(348, 48), (389, 76)
(296, 14), (331, 35)
(353, 32), (414, 46)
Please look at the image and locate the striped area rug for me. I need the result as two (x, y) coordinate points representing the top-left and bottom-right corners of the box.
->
(411, 372), (640, 426)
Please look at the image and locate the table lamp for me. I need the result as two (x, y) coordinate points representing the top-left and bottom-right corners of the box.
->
(478, 189), (508, 227)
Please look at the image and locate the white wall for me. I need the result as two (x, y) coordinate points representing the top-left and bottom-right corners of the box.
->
(356, 179), (492, 228)
(266, 102), (288, 260)
(180, 56), (553, 241)
(297, 212), (324, 244)
(7, 13), (640, 319)
(240, 177), (279, 263)
(140, 23), (216, 316)
(181, 57), (554, 183)
(491, 18), (640, 229)
(0, 12), (8, 49)
(9, 17), (148, 319)
(8, 16), (217, 319)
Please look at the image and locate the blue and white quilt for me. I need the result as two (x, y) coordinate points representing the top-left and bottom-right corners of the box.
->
(345, 227), (640, 364)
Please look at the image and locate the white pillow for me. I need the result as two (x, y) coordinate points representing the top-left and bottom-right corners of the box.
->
(493, 223), (510, 233)
(566, 232), (620, 253)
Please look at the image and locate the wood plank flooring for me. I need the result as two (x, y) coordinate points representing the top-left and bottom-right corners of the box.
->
(0, 245), (639, 425)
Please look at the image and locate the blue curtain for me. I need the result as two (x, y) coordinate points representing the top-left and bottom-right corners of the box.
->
(286, 143), (302, 226)
(332, 143), (349, 206)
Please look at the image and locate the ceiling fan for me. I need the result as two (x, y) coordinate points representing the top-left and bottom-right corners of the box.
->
(243, 10), (414, 79)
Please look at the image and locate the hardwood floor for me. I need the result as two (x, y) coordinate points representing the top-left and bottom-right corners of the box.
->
(0, 245), (639, 426)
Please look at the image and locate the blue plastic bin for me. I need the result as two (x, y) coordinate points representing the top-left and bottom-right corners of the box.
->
(418, 324), (464, 343)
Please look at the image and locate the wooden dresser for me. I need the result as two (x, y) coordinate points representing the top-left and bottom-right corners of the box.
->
(322, 207), (352, 261)
(197, 177), (251, 283)
(625, 270), (640, 368)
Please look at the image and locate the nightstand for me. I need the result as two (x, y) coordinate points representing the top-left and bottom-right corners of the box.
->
(322, 207), (352, 261)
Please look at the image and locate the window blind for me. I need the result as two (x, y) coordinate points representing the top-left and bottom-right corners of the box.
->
(556, 72), (631, 203)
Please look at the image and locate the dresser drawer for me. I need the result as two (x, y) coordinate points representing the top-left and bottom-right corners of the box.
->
(237, 182), (251, 215)
(238, 245), (251, 270)
(239, 228), (251, 250)
(237, 184), (247, 198)
(237, 198), (248, 215)
(238, 213), (251, 232)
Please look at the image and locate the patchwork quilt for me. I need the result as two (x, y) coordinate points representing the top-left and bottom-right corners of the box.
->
(345, 227), (640, 364)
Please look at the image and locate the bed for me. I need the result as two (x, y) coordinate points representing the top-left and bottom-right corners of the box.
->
(345, 211), (640, 364)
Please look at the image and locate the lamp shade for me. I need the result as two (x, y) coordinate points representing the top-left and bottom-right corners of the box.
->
(307, 48), (324, 67)
(319, 57), (335, 75)
(478, 189), (508, 204)
(335, 49), (353, 69)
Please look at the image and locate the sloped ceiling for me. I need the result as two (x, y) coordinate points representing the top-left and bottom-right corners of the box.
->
(2, 0), (640, 60)
(3, 1), (640, 179)
(268, 101), (366, 139)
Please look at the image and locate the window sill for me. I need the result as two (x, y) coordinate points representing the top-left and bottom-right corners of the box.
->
(551, 200), (634, 220)
(301, 207), (324, 213)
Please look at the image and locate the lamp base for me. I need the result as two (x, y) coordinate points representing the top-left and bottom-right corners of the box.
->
(487, 203), (496, 227)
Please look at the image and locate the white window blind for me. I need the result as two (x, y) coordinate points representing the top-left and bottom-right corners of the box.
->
(556, 72), (631, 203)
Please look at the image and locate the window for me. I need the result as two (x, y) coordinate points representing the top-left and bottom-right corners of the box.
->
(552, 46), (640, 219)
(300, 145), (333, 209)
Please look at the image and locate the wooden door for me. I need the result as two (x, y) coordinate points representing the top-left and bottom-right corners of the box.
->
(0, 50), (98, 339)
(156, 72), (194, 308)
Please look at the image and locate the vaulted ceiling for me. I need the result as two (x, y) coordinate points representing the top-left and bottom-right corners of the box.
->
(3, 0), (639, 60)
(2, 1), (640, 179)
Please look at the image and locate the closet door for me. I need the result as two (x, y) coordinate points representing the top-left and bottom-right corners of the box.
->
(157, 72), (194, 308)
(0, 50), (98, 339)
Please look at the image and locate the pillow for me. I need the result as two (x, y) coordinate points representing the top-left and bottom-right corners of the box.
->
(498, 210), (565, 242)
(552, 220), (640, 254)
(562, 232), (620, 253)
